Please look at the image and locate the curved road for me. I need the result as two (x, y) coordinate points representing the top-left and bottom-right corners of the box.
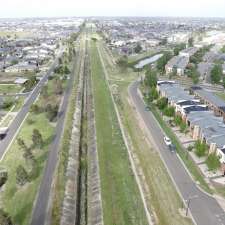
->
(129, 81), (225, 225)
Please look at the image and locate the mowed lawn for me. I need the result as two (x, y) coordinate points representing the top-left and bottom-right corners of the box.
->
(0, 112), (54, 225)
(90, 41), (148, 225)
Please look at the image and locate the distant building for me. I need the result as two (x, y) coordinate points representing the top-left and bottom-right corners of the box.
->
(165, 56), (189, 76)
(179, 47), (199, 58)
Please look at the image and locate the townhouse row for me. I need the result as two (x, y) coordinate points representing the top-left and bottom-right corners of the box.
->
(157, 80), (225, 164)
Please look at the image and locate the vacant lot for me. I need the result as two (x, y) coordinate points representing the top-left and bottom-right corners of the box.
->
(90, 40), (148, 225)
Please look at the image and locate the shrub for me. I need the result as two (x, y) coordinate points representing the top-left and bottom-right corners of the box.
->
(194, 140), (208, 157)
(206, 153), (220, 171)
(157, 97), (167, 110)
(16, 165), (29, 186)
(163, 106), (175, 117)
(174, 115), (182, 126)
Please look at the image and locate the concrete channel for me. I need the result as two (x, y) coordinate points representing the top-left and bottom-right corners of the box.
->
(60, 40), (103, 225)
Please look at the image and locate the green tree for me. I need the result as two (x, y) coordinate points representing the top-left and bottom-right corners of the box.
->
(64, 65), (70, 74)
(45, 104), (59, 122)
(157, 52), (172, 73)
(145, 69), (157, 87)
(117, 56), (128, 70)
(173, 43), (186, 56)
(24, 76), (37, 91)
(134, 43), (142, 53)
(211, 64), (222, 84)
(157, 97), (168, 110)
(0, 209), (13, 225)
(16, 165), (29, 186)
(32, 129), (43, 148)
(148, 87), (159, 102)
(188, 37), (194, 47)
(53, 78), (63, 95)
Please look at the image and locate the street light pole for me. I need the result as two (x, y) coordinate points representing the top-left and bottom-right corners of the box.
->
(185, 195), (198, 217)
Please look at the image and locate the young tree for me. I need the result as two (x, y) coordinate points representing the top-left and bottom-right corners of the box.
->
(117, 56), (128, 70)
(16, 165), (29, 186)
(64, 65), (70, 74)
(188, 37), (194, 47)
(32, 129), (43, 148)
(211, 64), (222, 84)
(148, 87), (159, 102)
(17, 138), (27, 150)
(206, 153), (220, 171)
(53, 78), (63, 95)
(156, 52), (172, 73)
(145, 69), (157, 87)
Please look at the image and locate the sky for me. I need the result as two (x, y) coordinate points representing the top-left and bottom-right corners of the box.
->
(1, 0), (225, 18)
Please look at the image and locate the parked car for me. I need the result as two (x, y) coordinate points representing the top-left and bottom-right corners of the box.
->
(164, 136), (172, 146)
(145, 106), (150, 111)
(169, 144), (176, 153)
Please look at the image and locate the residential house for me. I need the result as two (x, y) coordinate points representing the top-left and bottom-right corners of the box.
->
(165, 56), (189, 76)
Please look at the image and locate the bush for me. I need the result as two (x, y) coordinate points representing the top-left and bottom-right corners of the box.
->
(187, 145), (194, 152)
(157, 97), (167, 110)
(206, 153), (220, 171)
(45, 104), (59, 122)
(174, 115), (182, 126)
(30, 104), (42, 114)
(194, 140), (208, 157)
(163, 106), (175, 117)
(16, 165), (29, 186)
(180, 122), (187, 133)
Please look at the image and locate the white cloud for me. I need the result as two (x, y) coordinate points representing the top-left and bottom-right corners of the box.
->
(1, 0), (225, 18)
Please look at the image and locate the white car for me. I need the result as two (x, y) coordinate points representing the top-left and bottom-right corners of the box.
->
(164, 136), (172, 146)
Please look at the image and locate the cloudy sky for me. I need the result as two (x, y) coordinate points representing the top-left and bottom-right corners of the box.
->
(1, 0), (225, 18)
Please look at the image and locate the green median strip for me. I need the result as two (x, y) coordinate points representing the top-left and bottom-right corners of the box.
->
(90, 40), (148, 225)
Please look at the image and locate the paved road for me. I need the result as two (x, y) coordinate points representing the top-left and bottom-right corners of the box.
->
(129, 81), (225, 225)
(0, 47), (65, 160)
(30, 44), (83, 225)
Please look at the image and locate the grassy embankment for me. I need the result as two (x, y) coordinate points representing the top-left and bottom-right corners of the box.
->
(0, 72), (67, 225)
(98, 41), (193, 225)
(50, 40), (82, 225)
(90, 40), (148, 225)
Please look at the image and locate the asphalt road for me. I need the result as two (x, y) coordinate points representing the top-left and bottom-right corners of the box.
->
(0, 48), (64, 160)
(129, 81), (225, 225)
(30, 45), (82, 225)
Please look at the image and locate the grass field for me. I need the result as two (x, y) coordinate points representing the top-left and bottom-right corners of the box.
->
(0, 84), (22, 94)
(0, 112), (54, 225)
(216, 92), (225, 101)
(90, 40), (148, 225)
(0, 72), (68, 224)
(98, 40), (193, 225)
